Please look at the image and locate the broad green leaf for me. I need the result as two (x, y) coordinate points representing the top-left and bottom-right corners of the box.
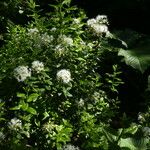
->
(119, 138), (136, 150)
(124, 125), (138, 135)
(118, 44), (150, 73)
(27, 107), (37, 115)
(27, 93), (39, 102)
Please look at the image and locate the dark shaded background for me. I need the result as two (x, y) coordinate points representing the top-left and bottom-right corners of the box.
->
(72, 0), (150, 34)
(1, 0), (150, 34)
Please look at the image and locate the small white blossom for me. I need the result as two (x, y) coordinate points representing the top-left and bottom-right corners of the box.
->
(8, 118), (22, 130)
(32, 60), (44, 73)
(55, 45), (65, 55)
(62, 144), (80, 150)
(51, 27), (57, 32)
(87, 15), (109, 36)
(19, 10), (24, 14)
(57, 69), (71, 84)
(78, 98), (85, 107)
(63, 37), (73, 46)
(138, 112), (145, 123)
(28, 28), (39, 34)
(142, 127), (150, 136)
(87, 18), (97, 26)
(96, 15), (108, 24)
(41, 33), (54, 44)
(59, 35), (73, 46)
(73, 18), (80, 24)
(91, 24), (108, 35)
(14, 66), (31, 82)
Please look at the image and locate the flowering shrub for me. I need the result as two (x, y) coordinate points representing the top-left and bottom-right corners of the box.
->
(0, 0), (133, 149)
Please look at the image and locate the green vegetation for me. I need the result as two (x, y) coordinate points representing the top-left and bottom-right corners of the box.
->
(0, 0), (150, 149)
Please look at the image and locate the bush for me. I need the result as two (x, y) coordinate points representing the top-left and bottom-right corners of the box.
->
(1, 0), (149, 150)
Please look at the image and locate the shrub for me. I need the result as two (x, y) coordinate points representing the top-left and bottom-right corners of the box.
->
(0, 0), (125, 149)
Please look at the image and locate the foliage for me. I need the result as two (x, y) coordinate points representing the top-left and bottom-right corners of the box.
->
(0, 0), (149, 149)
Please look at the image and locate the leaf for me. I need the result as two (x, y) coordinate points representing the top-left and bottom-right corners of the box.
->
(21, 102), (29, 111)
(27, 107), (37, 115)
(118, 46), (150, 73)
(10, 105), (21, 110)
(76, 57), (86, 62)
(119, 138), (137, 150)
(102, 128), (117, 143)
(27, 93), (39, 102)
(43, 112), (49, 120)
(17, 93), (26, 98)
(62, 0), (71, 5)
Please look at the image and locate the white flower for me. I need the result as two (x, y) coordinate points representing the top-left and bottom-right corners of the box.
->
(51, 27), (57, 32)
(8, 118), (22, 130)
(59, 35), (73, 46)
(57, 69), (71, 84)
(55, 45), (65, 55)
(19, 9), (24, 14)
(87, 15), (109, 36)
(142, 127), (150, 136)
(28, 28), (39, 34)
(87, 18), (97, 26)
(62, 144), (80, 150)
(64, 37), (73, 46)
(73, 18), (80, 24)
(92, 24), (108, 35)
(32, 60), (44, 73)
(78, 98), (85, 107)
(96, 15), (108, 24)
(41, 33), (53, 44)
(14, 66), (31, 82)
(138, 112), (145, 123)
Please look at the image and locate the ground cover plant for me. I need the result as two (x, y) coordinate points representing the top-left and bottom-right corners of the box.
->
(0, 0), (150, 149)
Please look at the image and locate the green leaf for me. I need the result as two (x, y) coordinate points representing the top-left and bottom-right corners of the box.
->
(118, 45), (150, 73)
(62, 0), (71, 5)
(21, 102), (29, 111)
(102, 128), (117, 143)
(10, 105), (21, 110)
(27, 93), (39, 102)
(43, 112), (49, 120)
(119, 138), (138, 150)
(17, 93), (26, 98)
(27, 107), (37, 115)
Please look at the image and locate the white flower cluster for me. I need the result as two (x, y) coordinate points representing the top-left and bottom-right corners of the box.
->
(142, 127), (150, 136)
(57, 69), (71, 84)
(54, 45), (65, 55)
(32, 60), (44, 73)
(51, 27), (57, 32)
(14, 66), (31, 82)
(87, 15), (109, 36)
(14, 60), (44, 82)
(28, 28), (39, 35)
(62, 144), (80, 150)
(59, 35), (73, 46)
(8, 118), (22, 131)
(41, 33), (54, 44)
